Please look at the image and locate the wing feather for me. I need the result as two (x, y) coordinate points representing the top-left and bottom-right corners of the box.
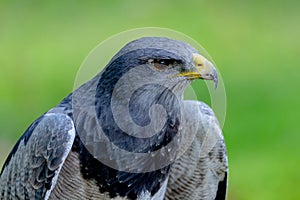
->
(0, 113), (75, 200)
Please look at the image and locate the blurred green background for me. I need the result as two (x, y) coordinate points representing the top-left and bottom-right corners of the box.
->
(0, 1), (299, 199)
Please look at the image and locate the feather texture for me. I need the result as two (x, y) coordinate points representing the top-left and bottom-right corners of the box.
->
(165, 101), (228, 200)
(0, 113), (75, 200)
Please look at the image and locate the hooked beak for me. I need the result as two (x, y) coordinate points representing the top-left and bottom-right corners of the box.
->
(177, 53), (219, 88)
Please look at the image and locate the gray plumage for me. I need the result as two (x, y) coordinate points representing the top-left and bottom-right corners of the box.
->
(0, 114), (75, 199)
(165, 101), (227, 200)
(0, 37), (228, 200)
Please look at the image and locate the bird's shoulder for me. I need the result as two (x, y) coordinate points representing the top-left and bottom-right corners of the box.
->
(0, 111), (76, 199)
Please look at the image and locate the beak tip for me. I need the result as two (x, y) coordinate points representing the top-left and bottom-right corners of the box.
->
(214, 78), (218, 89)
(213, 68), (218, 89)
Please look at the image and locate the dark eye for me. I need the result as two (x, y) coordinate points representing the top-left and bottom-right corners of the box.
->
(150, 59), (173, 71)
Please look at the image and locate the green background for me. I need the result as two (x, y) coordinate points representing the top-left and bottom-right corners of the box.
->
(0, 1), (299, 199)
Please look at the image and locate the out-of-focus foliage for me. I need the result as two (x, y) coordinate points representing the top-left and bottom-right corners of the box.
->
(0, 1), (299, 199)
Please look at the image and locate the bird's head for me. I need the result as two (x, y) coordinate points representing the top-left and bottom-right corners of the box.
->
(104, 37), (218, 94)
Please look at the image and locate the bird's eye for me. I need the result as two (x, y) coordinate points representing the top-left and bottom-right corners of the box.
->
(149, 59), (173, 71)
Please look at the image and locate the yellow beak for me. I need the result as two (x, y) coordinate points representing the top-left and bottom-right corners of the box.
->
(177, 53), (218, 88)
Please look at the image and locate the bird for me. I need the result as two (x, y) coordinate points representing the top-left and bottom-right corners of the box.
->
(0, 37), (228, 200)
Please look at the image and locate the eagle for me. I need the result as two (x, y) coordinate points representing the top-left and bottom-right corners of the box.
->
(0, 37), (228, 200)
